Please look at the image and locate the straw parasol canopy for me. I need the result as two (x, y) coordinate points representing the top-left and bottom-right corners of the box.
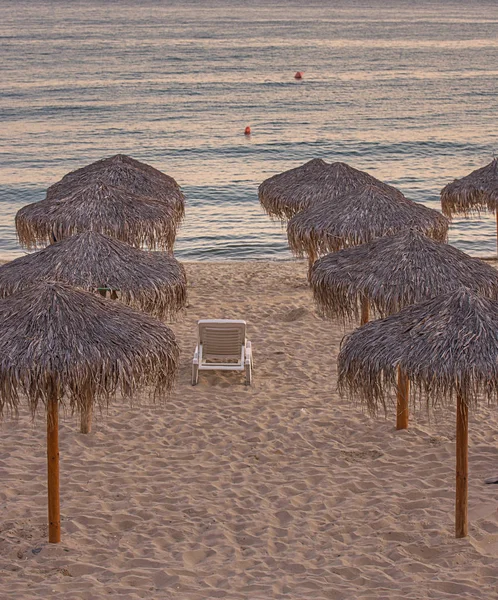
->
(337, 287), (498, 537)
(258, 159), (393, 221)
(310, 229), (498, 323)
(441, 158), (498, 217)
(0, 281), (179, 543)
(287, 184), (449, 262)
(0, 281), (179, 417)
(16, 181), (178, 250)
(0, 231), (187, 320)
(46, 154), (185, 224)
(337, 287), (498, 410)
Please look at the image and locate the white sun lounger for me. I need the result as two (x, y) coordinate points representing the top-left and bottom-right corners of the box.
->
(192, 319), (252, 385)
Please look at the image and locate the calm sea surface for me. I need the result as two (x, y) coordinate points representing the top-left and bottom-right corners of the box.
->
(1, 0), (497, 260)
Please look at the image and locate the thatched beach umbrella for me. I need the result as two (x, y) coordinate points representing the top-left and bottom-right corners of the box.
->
(0, 282), (179, 543)
(287, 184), (449, 266)
(337, 287), (498, 538)
(311, 229), (498, 428)
(258, 159), (392, 221)
(16, 181), (178, 250)
(46, 154), (185, 225)
(441, 158), (498, 249)
(0, 231), (187, 320)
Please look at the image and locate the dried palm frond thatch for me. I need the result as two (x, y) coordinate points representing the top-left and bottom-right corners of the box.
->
(46, 154), (185, 224)
(337, 287), (498, 412)
(441, 158), (498, 217)
(258, 159), (396, 221)
(0, 231), (187, 320)
(310, 229), (498, 322)
(287, 184), (449, 260)
(0, 281), (179, 417)
(0, 281), (179, 543)
(16, 181), (178, 250)
(338, 286), (497, 538)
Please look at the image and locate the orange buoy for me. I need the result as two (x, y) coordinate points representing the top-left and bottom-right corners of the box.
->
(294, 71), (303, 79)
(244, 126), (251, 135)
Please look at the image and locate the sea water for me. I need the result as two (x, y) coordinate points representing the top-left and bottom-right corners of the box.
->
(1, 0), (497, 260)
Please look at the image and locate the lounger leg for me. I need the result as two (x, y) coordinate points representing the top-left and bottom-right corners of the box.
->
(245, 362), (252, 385)
(192, 346), (200, 386)
(244, 341), (252, 385)
(192, 363), (199, 386)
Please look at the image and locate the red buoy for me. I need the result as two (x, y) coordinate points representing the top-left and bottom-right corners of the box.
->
(294, 71), (303, 79)
(244, 126), (251, 135)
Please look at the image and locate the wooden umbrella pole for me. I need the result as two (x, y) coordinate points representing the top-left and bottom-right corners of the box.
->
(455, 390), (469, 538)
(396, 367), (410, 430)
(80, 401), (93, 434)
(496, 206), (498, 254)
(47, 393), (61, 543)
(360, 295), (369, 326)
(307, 250), (317, 281)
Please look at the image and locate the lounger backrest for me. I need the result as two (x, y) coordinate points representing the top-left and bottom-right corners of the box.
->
(198, 320), (246, 360)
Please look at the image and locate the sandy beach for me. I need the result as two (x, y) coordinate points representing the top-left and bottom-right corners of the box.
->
(1, 259), (498, 599)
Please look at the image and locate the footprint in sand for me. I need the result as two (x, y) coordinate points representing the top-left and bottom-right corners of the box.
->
(182, 548), (214, 567)
(281, 307), (307, 322)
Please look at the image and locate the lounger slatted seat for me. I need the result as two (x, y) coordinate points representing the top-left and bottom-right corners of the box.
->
(192, 319), (252, 385)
